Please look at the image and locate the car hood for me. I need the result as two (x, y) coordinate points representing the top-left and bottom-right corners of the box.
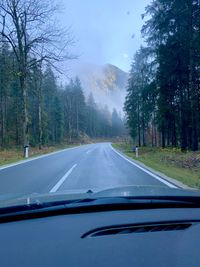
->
(0, 185), (200, 208)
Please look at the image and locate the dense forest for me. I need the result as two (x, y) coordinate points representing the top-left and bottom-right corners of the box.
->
(0, 47), (125, 148)
(2, 0), (199, 154)
(125, 0), (200, 151)
(0, 0), (125, 151)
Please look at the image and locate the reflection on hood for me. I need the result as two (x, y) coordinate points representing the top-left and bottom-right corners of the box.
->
(0, 185), (199, 209)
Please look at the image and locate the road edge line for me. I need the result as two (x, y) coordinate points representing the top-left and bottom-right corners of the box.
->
(110, 144), (178, 189)
(0, 145), (86, 171)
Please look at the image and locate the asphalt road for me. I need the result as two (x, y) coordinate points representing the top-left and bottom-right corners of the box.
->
(0, 143), (176, 195)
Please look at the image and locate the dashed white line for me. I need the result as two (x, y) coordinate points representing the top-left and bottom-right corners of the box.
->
(110, 144), (177, 188)
(86, 148), (95, 155)
(86, 149), (92, 154)
(50, 164), (77, 193)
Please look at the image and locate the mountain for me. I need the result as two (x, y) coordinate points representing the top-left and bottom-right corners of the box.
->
(74, 63), (128, 113)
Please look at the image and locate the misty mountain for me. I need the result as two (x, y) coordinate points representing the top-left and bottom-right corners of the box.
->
(74, 63), (128, 113)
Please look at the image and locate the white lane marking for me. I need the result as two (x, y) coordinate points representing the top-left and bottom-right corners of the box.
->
(86, 148), (95, 155)
(50, 164), (77, 193)
(0, 145), (89, 171)
(110, 144), (177, 188)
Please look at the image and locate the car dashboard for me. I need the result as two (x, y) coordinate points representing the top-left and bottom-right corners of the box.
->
(0, 207), (199, 267)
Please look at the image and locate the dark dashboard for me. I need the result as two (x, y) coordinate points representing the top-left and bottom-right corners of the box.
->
(0, 206), (200, 267)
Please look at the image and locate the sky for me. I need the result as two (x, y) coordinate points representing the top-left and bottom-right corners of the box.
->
(59, 0), (151, 74)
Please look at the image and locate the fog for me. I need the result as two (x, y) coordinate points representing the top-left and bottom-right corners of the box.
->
(71, 63), (128, 114)
(60, 0), (150, 72)
(57, 0), (151, 112)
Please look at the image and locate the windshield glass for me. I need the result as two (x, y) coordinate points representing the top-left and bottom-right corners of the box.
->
(0, 0), (199, 208)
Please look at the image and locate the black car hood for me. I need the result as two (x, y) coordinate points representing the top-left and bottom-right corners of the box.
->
(0, 185), (200, 208)
(93, 185), (200, 198)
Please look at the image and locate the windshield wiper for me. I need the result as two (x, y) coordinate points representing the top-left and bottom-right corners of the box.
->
(0, 195), (200, 224)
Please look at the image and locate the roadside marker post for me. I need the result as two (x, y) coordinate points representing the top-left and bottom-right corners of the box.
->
(135, 146), (139, 158)
(24, 145), (29, 158)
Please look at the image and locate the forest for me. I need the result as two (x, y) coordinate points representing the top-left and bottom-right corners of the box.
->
(0, 50), (125, 148)
(0, 0), (125, 151)
(1, 0), (200, 155)
(125, 0), (200, 151)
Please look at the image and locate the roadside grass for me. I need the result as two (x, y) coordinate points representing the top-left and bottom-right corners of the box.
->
(113, 143), (200, 189)
(0, 144), (80, 167)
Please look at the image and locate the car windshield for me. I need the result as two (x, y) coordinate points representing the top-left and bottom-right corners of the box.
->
(0, 0), (199, 209)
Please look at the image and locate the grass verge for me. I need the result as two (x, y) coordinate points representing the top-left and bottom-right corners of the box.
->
(113, 143), (200, 189)
(0, 144), (80, 167)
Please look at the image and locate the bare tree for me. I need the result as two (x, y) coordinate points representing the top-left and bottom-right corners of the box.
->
(0, 0), (74, 154)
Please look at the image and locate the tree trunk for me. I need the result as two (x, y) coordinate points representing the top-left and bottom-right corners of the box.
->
(38, 66), (43, 150)
(38, 98), (42, 149)
(142, 115), (146, 146)
(76, 104), (79, 134)
(161, 121), (165, 148)
(154, 126), (157, 147)
(0, 91), (5, 147)
(137, 101), (141, 146)
(20, 76), (29, 151)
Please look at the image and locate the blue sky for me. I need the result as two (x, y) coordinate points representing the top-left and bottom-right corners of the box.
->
(60, 0), (151, 73)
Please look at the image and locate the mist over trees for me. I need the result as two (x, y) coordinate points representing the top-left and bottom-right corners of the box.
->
(0, 46), (125, 148)
(0, 0), (126, 150)
(0, 0), (74, 150)
(124, 0), (200, 151)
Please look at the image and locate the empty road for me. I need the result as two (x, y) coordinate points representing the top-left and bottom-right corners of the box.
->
(0, 143), (177, 195)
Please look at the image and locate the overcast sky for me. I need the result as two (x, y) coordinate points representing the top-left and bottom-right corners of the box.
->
(60, 0), (150, 74)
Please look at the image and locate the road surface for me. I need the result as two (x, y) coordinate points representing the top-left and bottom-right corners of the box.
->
(0, 143), (176, 195)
